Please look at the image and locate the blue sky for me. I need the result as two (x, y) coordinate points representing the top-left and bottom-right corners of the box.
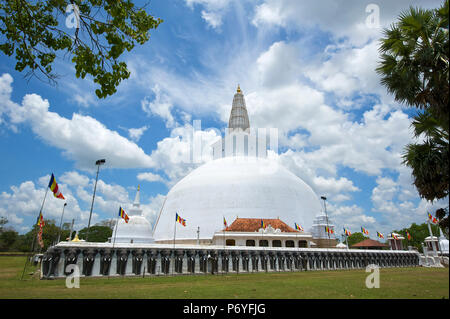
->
(0, 0), (447, 239)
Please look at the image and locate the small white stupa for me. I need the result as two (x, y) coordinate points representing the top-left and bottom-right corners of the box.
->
(111, 186), (154, 244)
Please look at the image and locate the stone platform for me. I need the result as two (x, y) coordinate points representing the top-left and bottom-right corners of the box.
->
(40, 241), (420, 279)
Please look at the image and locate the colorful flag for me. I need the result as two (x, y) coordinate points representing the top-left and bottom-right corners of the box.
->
(427, 212), (438, 224)
(36, 211), (44, 226)
(391, 233), (399, 240)
(361, 227), (369, 235)
(406, 230), (412, 240)
(38, 227), (44, 248)
(223, 217), (228, 228)
(295, 223), (304, 232)
(37, 211), (45, 248)
(343, 228), (351, 236)
(48, 173), (65, 200)
(325, 226), (334, 234)
(376, 231), (384, 239)
(261, 219), (266, 229)
(118, 207), (129, 223)
(176, 212), (186, 226)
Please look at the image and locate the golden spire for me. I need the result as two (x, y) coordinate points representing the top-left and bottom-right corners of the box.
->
(237, 84), (241, 93)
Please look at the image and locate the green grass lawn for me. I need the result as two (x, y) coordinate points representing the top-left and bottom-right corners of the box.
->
(0, 256), (448, 299)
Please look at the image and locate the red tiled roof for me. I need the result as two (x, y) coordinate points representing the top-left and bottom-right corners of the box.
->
(351, 239), (387, 247)
(224, 218), (296, 232)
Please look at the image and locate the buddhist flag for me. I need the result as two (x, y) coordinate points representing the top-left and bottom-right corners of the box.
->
(36, 211), (45, 248)
(295, 223), (304, 232)
(427, 212), (438, 224)
(118, 207), (129, 223)
(406, 231), (412, 240)
(48, 174), (65, 200)
(261, 219), (266, 229)
(38, 227), (44, 248)
(376, 231), (384, 239)
(36, 211), (44, 227)
(361, 227), (369, 235)
(344, 228), (351, 236)
(223, 217), (228, 228)
(176, 212), (186, 226)
(391, 233), (399, 240)
(325, 226), (334, 234)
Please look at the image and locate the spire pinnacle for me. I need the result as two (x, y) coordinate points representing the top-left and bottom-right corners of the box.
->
(229, 86), (250, 131)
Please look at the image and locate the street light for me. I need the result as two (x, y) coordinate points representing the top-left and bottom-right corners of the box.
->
(86, 158), (106, 241)
(57, 202), (67, 243)
(321, 196), (330, 242)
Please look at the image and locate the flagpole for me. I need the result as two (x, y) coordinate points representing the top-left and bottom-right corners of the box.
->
(346, 233), (349, 250)
(56, 202), (67, 244)
(112, 217), (119, 248)
(173, 216), (177, 249)
(223, 216), (226, 249)
(173, 214), (177, 276)
(109, 217), (120, 279)
(21, 186), (50, 280)
(222, 216), (225, 276)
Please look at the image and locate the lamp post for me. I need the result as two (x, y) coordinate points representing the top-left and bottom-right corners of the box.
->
(321, 196), (330, 242)
(86, 159), (106, 241)
(57, 202), (67, 243)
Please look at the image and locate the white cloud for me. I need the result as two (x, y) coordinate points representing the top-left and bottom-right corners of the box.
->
(201, 10), (223, 29)
(72, 93), (97, 108)
(137, 172), (165, 183)
(128, 125), (149, 142)
(0, 74), (155, 170)
(141, 194), (166, 228)
(60, 171), (90, 188)
(141, 85), (175, 128)
(252, 0), (442, 46)
(185, 0), (232, 29)
(256, 41), (301, 88)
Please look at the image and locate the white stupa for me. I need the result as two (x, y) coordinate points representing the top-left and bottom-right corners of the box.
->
(111, 186), (154, 244)
(153, 86), (322, 243)
(311, 212), (336, 239)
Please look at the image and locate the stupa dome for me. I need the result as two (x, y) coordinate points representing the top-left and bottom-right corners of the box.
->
(112, 186), (154, 244)
(153, 156), (321, 242)
(113, 215), (154, 244)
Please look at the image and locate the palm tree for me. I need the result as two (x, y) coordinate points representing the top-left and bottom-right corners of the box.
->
(403, 111), (449, 201)
(377, 1), (449, 232)
(377, 1), (449, 131)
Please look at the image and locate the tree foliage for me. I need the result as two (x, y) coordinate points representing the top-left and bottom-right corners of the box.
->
(377, 0), (449, 130)
(0, 0), (162, 98)
(78, 225), (111, 242)
(403, 111), (449, 201)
